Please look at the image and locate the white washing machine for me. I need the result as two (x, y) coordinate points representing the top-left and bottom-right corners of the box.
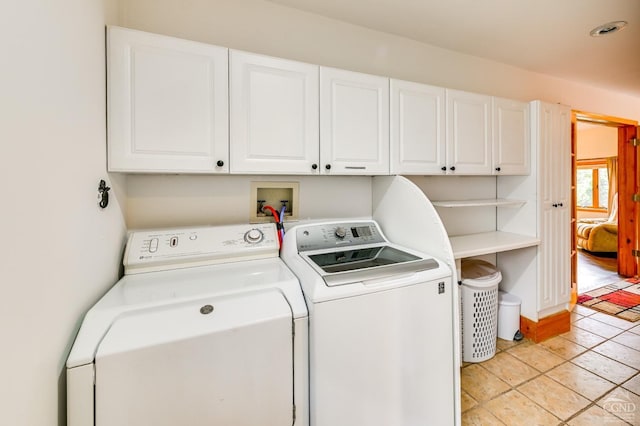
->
(66, 223), (308, 426)
(281, 220), (456, 426)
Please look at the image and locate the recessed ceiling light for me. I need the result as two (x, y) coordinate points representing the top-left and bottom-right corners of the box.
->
(590, 21), (628, 37)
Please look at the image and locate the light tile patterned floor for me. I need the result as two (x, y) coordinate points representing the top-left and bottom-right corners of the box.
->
(461, 305), (640, 425)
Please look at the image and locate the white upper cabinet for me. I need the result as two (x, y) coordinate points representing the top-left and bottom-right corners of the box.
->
(445, 89), (492, 175)
(320, 67), (390, 175)
(229, 50), (320, 174)
(445, 90), (530, 176)
(106, 27), (530, 177)
(492, 98), (530, 175)
(390, 80), (446, 175)
(107, 27), (229, 173)
(393, 85), (529, 176)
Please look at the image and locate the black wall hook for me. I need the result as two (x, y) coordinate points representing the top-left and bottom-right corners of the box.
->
(98, 179), (110, 209)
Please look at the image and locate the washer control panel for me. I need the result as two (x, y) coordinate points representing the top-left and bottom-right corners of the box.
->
(296, 221), (386, 252)
(124, 223), (278, 274)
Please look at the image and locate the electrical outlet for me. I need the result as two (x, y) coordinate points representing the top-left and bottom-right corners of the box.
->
(250, 181), (299, 223)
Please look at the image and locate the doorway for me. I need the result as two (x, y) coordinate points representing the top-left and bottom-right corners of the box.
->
(574, 121), (619, 293)
(570, 111), (638, 305)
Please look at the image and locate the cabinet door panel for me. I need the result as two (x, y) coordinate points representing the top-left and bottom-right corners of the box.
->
(554, 106), (572, 305)
(320, 67), (389, 175)
(107, 26), (228, 173)
(493, 98), (530, 175)
(554, 106), (572, 203)
(539, 103), (556, 209)
(390, 80), (445, 174)
(446, 90), (492, 174)
(538, 207), (556, 310)
(556, 205), (572, 305)
(230, 51), (319, 174)
(535, 101), (572, 312)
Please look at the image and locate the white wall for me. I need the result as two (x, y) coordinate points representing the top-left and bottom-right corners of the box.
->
(407, 176), (497, 237)
(119, 0), (640, 117)
(0, 1), (127, 425)
(117, 0), (640, 230)
(126, 175), (373, 229)
(577, 125), (618, 160)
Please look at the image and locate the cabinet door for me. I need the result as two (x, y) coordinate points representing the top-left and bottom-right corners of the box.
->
(492, 98), (530, 175)
(320, 67), (389, 175)
(390, 80), (445, 174)
(229, 51), (319, 174)
(536, 102), (571, 311)
(553, 105), (572, 306)
(445, 90), (492, 175)
(107, 27), (229, 173)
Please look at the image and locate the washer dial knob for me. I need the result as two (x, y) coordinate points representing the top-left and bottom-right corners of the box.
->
(334, 227), (347, 239)
(244, 228), (264, 244)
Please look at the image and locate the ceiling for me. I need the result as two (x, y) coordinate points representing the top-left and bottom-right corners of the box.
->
(267, 0), (640, 98)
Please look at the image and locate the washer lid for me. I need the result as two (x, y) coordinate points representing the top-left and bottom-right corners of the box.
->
(303, 245), (439, 286)
(96, 289), (290, 359)
(95, 290), (294, 426)
(67, 258), (307, 368)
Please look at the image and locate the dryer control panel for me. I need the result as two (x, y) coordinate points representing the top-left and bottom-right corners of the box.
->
(124, 223), (279, 274)
(295, 221), (386, 252)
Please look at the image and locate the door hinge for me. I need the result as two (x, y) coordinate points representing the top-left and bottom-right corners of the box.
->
(631, 137), (639, 147)
(632, 249), (640, 258)
(292, 405), (296, 424)
(633, 194), (640, 203)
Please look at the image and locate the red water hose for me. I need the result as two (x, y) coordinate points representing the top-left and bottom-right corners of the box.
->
(261, 205), (282, 247)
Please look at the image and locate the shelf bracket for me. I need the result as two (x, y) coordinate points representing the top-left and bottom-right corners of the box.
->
(632, 194), (640, 203)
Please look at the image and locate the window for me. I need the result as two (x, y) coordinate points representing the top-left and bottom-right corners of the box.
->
(577, 159), (609, 210)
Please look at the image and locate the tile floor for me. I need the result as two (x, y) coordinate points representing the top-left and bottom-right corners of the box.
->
(461, 305), (640, 425)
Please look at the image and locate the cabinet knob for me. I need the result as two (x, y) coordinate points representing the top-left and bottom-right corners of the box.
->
(311, 163), (318, 170)
(552, 203), (558, 207)
(325, 164), (331, 170)
(558, 202), (563, 207)
(441, 166), (446, 171)
(495, 167), (501, 172)
(216, 160), (224, 167)
(449, 166), (456, 171)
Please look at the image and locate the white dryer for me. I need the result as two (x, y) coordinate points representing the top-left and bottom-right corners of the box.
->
(66, 223), (308, 426)
(281, 220), (456, 426)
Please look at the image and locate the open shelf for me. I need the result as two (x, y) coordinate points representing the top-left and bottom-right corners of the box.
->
(431, 198), (526, 208)
(449, 231), (540, 259)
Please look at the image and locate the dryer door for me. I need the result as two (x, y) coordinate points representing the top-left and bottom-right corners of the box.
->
(95, 290), (293, 426)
